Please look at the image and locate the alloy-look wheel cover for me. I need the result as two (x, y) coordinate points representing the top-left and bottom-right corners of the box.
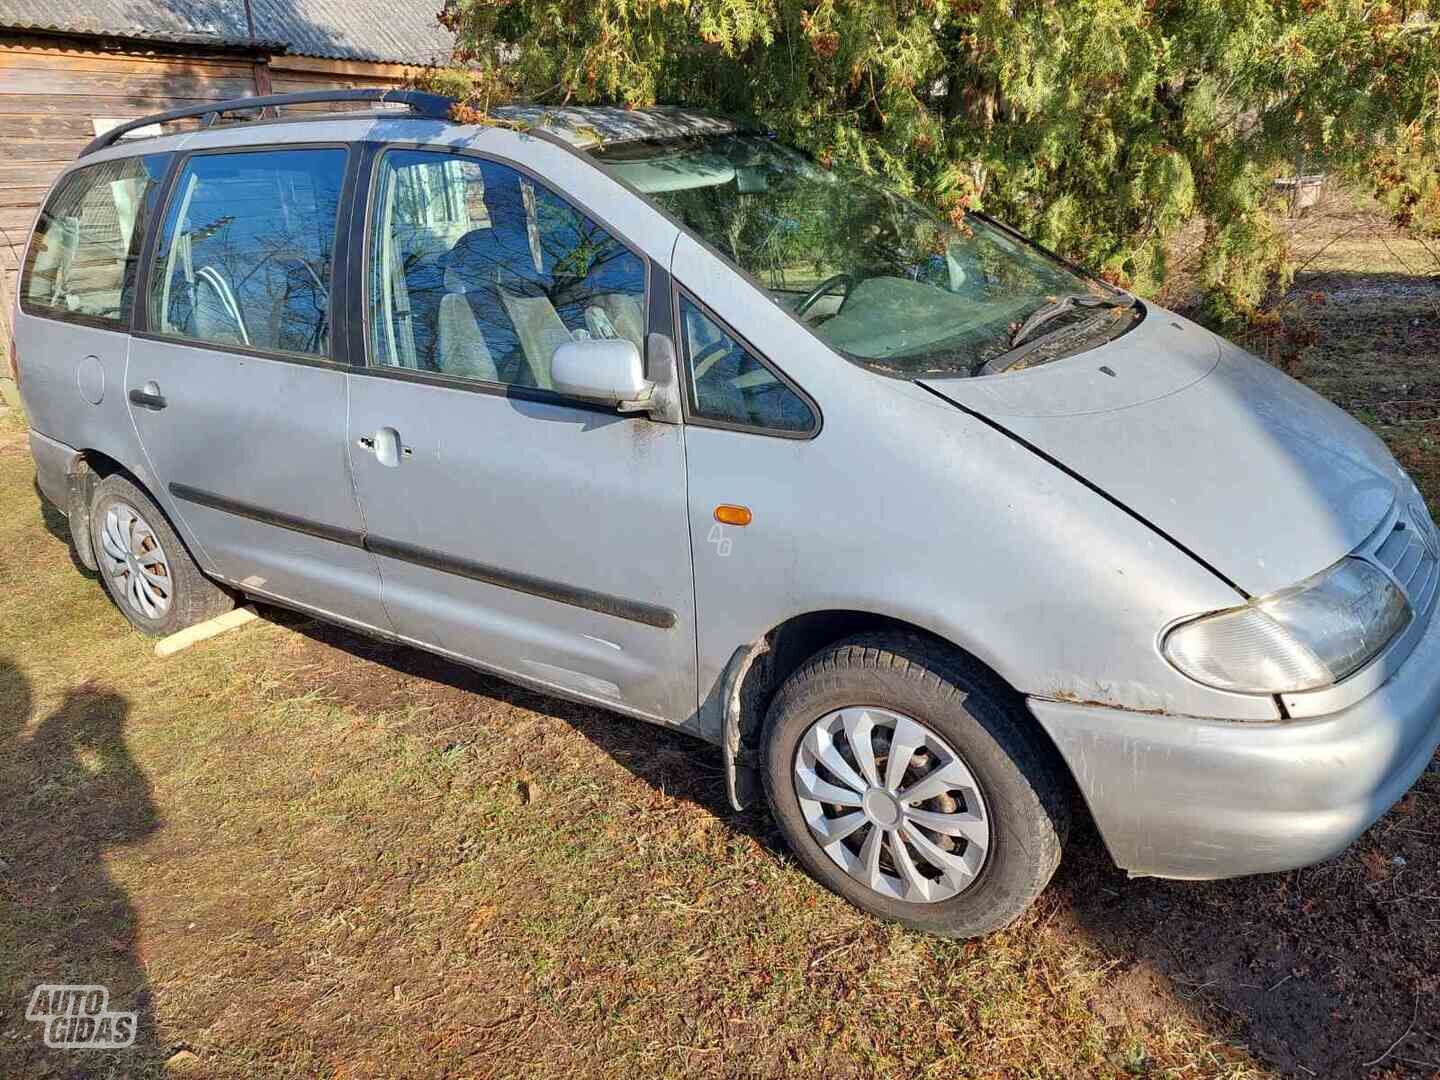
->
(98, 502), (174, 620)
(794, 707), (990, 903)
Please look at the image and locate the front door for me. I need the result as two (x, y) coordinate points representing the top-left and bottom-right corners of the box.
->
(128, 144), (387, 632)
(345, 144), (696, 723)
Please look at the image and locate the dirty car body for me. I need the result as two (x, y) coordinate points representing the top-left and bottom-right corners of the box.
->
(15, 94), (1440, 935)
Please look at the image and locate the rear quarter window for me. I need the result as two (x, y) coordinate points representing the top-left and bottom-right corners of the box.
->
(20, 153), (171, 329)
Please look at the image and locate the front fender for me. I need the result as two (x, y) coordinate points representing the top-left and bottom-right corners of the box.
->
(684, 374), (1279, 728)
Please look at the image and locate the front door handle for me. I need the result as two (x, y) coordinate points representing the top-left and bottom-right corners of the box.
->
(128, 381), (166, 410)
(357, 426), (410, 468)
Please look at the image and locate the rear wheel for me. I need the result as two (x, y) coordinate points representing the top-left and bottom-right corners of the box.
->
(762, 633), (1070, 938)
(90, 473), (232, 637)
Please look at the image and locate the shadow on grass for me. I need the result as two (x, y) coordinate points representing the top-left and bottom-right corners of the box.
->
(1290, 268), (1440, 296)
(0, 658), (168, 1077)
(1051, 779), (1439, 1077)
(33, 479), (98, 582)
(257, 607), (1440, 1079)
(263, 609), (789, 859)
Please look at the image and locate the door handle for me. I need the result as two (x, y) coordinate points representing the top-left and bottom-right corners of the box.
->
(357, 426), (410, 468)
(128, 381), (166, 410)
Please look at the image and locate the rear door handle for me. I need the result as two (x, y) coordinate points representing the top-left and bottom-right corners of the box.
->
(357, 426), (410, 468)
(128, 381), (166, 410)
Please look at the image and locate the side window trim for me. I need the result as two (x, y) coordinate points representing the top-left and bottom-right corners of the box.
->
(671, 283), (822, 440)
(19, 152), (173, 333)
(151, 169), (201, 337)
(352, 141), (652, 410)
(132, 141), (356, 370)
(130, 151), (185, 336)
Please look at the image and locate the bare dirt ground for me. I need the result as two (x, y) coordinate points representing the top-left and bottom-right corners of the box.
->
(1115, 192), (1440, 1078)
(1, 191), (1437, 1079)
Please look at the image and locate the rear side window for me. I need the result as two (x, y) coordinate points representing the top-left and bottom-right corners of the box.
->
(21, 153), (171, 329)
(148, 148), (347, 358)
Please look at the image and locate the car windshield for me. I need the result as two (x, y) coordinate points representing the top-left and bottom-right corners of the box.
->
(592, 134), (1138, 378)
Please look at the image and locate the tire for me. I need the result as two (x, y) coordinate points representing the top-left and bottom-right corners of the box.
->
(762, 632), (1070, 939)
(90, 473), (233, 638)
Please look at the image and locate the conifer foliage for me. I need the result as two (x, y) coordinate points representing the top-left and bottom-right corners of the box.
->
(437, 0), (1439, 316)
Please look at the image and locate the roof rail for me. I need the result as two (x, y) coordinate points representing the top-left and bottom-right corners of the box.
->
(78, 89), (454, 158)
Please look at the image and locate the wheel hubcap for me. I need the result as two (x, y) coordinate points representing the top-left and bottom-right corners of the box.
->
(794, 707), (990, 904)
(862, 787), (902, 829)
(98, 502), (173, 620)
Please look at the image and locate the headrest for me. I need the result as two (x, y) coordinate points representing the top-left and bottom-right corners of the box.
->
(441, 226), (547, 296)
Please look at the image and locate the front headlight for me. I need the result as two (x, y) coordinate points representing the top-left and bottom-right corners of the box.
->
(1163, 558), (1410, 694)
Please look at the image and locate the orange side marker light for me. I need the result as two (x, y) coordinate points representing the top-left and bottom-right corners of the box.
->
(714, 504), (752, 527)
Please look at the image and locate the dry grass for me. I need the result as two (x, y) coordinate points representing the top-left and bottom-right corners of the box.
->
(0, 190), (1437, 1078)
(0, 435), (1260, 1079)
(1245, 193), (1440, 508)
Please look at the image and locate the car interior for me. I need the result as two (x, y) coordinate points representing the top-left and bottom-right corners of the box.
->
(23, 157), (151, 322)
(372, 153), (647, 389)
(153, 149), (345, 357)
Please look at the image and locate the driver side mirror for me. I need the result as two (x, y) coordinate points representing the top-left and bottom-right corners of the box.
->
(551, 337), (654, 412)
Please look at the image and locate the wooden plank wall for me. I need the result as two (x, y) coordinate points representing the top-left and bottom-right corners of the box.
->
(0, 34), (422, 358)
(0, 35), (264, 334)
(269, 54), (425, 99)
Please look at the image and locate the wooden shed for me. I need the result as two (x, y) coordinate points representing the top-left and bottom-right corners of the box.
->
(0, 0), (454, 384)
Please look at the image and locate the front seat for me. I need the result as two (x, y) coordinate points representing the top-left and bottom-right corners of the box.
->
(437, 291), (499, 382)
(586, 293), (645, 351)
(441, 225), (571, 390)
(496, 290), (570, 389)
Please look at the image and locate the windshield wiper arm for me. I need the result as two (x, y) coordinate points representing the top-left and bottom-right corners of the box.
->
(1010, 293), (1134, 348)
(977, 311), (1112, 377)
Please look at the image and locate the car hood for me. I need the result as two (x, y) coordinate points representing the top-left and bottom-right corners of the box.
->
(918, 308), (1406, 597)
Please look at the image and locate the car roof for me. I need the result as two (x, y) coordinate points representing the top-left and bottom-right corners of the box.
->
(73, 99), (741, 172)
(487, 105), (739, 148)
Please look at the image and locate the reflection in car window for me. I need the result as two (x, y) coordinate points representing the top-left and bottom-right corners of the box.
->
(149, 148), (346, 357)
(680, 296), (814, 433)
(594, 135), (1133, 378)
(22, 153), (171, 328)
(368, 150), (646, 390)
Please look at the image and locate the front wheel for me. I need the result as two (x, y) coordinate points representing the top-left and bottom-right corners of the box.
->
(90, 473), (233, 637)
(762, 633), (1070, 938)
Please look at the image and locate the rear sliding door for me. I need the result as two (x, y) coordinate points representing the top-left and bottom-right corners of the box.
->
(128, 145), (387, 631)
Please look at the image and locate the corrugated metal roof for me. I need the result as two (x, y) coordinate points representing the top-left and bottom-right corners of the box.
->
(0, 0), (455, 65)
(250, 0), (454, 64)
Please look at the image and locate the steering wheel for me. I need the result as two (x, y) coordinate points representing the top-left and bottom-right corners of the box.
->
(794, 272), (857, 319)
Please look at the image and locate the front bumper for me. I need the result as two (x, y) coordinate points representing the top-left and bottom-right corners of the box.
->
(1029, 601), (1440, 880)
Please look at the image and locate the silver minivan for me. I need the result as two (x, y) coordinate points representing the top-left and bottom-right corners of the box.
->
(17, 91), (1440, 937)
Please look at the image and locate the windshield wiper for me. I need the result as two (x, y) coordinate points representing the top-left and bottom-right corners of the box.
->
(976, 301), (1136, 377)
(1009, 292), (1134, 349)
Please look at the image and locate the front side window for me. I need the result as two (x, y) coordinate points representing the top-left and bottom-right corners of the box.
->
(149, 148), (346, 358)
(368, 149), (646, 390)
(21, 153), (171, 328)
(593, 135), (1138, 378)
(679, 296), (815, 433)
